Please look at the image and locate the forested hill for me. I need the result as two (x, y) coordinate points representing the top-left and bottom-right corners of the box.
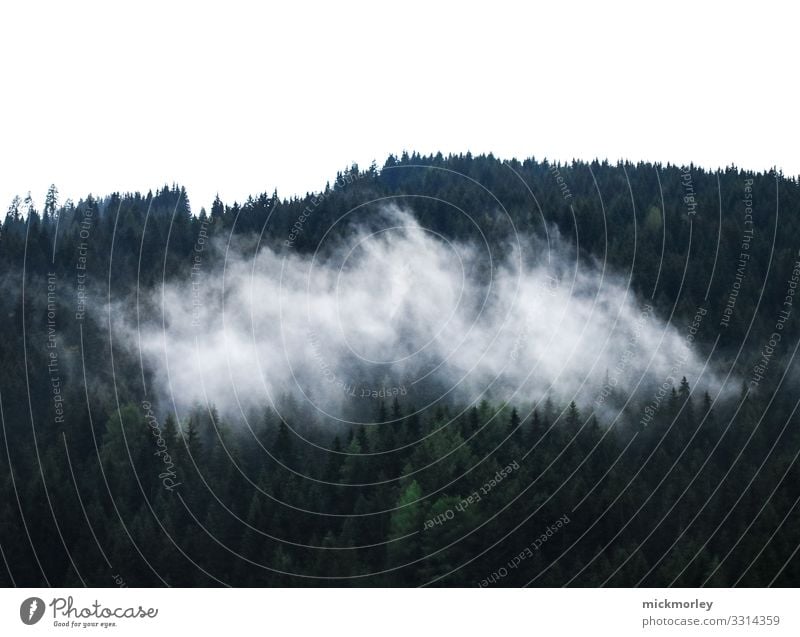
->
(3, 153), (798, 354)
(0, 153), (799, 587)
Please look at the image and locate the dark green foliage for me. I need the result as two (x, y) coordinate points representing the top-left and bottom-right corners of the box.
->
(0, 157), (798, 586)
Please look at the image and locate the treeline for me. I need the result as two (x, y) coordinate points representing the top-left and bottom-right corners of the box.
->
(4, 154), (800, 356)
(1, 153), (799, 586)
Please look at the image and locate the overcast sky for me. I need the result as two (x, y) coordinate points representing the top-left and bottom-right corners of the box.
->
(1, 0), (797, 213)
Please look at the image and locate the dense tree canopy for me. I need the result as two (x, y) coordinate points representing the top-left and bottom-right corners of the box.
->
(0, 153), (798, 586)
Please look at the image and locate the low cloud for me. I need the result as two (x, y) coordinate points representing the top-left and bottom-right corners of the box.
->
(117, 207), (718, 427)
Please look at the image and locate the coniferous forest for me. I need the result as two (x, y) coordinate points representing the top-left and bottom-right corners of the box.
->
(1, 153), (799, 587)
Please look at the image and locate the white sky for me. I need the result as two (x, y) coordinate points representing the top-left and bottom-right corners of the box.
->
(1, 0), (797, 213)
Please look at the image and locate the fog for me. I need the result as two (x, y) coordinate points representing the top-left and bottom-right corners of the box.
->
(118, 207), (717, 427)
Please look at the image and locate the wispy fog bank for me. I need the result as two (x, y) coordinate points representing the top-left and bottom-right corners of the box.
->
(117, 207), (717, 425)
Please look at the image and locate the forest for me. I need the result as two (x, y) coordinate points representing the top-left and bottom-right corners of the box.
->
(0, 152), (798, 586)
